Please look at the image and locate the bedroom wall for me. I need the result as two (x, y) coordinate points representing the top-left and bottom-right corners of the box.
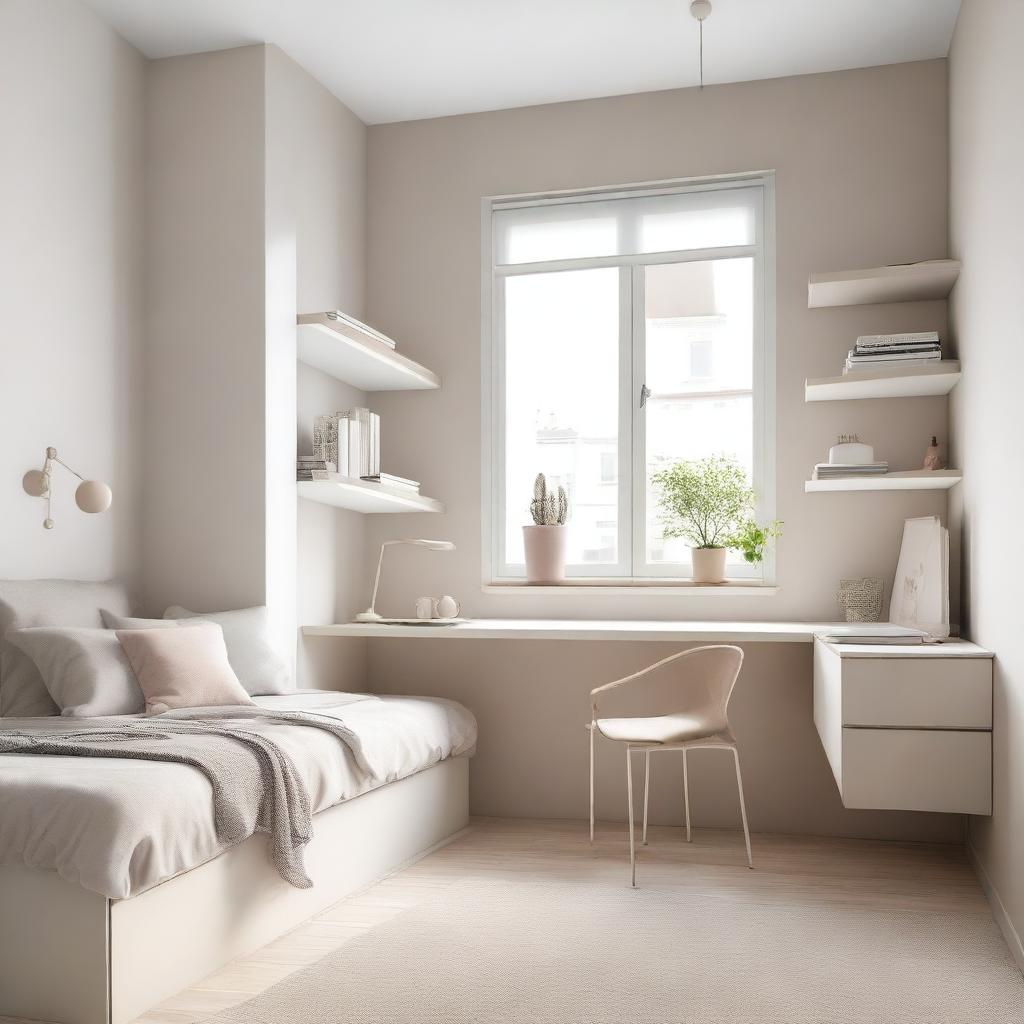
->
(948, 0), (1024, 969)
(264, 47), (369, 689)
(363, 60), (960, 841)
(0, 0), (144, 587)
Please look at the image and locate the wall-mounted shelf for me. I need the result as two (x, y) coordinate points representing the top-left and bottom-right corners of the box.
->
(808, 260), (960, 309)
(805, 470), (961, 493)
(298, 478), (444, 514)
(805, 361), (961, 402)
(297, 314), (440, 391)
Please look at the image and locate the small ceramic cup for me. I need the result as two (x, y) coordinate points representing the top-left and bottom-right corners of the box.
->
(435, 595), (461, 619)
(414, 596), (435, 620)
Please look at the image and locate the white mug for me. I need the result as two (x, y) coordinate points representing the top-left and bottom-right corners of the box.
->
(414, 596), (434, 620)
(435, 595), (461, 619)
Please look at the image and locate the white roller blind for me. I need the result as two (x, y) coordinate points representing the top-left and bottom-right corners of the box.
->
(493, 183), (764, 266)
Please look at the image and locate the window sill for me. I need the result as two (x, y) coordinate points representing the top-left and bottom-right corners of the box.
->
(483, 580), (777, 597)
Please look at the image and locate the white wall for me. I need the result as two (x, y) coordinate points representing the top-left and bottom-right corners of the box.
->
(365, 60), (952, 623)
(948, 0), (1024, 969)
(0, 0), (144, 587)
(264, 46), (369, 689)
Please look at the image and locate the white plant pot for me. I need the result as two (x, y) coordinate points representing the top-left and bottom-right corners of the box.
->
(691, 546), (727, 584)
(523, 525), (568, 584)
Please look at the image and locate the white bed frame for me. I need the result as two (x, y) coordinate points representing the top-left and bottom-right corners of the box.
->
(0, 755), (469, 1024)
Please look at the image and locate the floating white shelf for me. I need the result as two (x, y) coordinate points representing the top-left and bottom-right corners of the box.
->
(805, 470), (961, 493)
(298, 478), (444, 514)
(296, 314), (440, 391)
(805, 361), (961, 402)
(807, 260), (960, 309)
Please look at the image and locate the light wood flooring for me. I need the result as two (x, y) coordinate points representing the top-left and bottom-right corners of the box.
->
(1, 818), (1005, 1024)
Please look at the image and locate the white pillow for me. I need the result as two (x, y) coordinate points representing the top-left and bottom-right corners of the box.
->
(0, 579), (133, 717)
(7, 627), (144, 718)
(101, 605), (291, 696)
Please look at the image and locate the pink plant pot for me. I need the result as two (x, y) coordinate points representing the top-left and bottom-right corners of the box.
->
(691, 546), (727, 584)
(523, 525), (568, 584)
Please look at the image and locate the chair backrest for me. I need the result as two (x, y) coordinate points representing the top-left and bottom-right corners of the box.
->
(591, 645), (744, 735)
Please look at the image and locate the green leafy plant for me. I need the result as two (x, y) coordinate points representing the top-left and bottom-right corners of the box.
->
(651, 455), (781, 563)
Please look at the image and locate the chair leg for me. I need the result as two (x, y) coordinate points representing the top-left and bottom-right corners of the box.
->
(682, 747), (692, 842)
(642, 749), (650, 846)
(589, 725), (595, 844)
(732, 746), (753, 869)
(626, 745), (636, 888)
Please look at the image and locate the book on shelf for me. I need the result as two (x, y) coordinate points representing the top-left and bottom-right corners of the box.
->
(854, 331), (939, 350)
(813, 462), (889, 479)
(297, 311), (398, 350)
(360, 473), (420, 493)
(312, 407), (381, 479)
(847, 347), (941, 363)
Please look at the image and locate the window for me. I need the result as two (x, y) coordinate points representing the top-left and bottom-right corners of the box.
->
(483, 174), (774, 582)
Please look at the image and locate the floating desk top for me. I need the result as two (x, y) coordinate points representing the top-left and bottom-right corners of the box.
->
(305, 620), (845, 643)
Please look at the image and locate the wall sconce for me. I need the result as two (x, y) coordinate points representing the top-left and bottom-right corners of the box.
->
(355, 538), (455, 622)
(23, 447), (112, 529)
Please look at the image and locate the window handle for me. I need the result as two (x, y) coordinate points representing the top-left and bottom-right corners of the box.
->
(639, 384), (652, 408)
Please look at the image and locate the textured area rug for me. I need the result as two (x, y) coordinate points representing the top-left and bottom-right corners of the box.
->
(211, 878), (1024, 1023)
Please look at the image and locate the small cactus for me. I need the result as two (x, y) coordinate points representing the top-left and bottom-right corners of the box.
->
(530, 473), (569, 526)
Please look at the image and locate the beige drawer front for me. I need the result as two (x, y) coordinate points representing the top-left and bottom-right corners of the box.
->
(841, 728), (991, 815)
(841, 657), (992, 729)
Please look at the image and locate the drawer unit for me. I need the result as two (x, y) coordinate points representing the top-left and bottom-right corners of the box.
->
(813, 638), (993, 815)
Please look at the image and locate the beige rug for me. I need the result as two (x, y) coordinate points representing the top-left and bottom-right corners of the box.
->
(212, 879), (1024, 1023)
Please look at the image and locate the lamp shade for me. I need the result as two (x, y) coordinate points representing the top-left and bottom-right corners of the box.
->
(405, 539), (455, 550)
(75, 480), (112, 514)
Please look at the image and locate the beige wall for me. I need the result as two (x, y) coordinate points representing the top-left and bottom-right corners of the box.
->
(363, 61), (960, 841)
(949, 0), (1024, 968)
(264, 46), (370, 688)
(0, 0), (144, 585)
(365, 60), (951, 623)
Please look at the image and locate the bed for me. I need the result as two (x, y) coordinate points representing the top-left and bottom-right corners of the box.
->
(0, 670), (475, 1023)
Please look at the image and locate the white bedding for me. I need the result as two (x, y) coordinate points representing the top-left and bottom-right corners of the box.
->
(0, 691), (476, 899)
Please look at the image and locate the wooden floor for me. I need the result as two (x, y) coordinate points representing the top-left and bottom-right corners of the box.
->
(1, 818), (1002, 1024)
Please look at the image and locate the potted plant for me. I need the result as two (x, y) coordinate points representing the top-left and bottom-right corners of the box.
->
(523, 473), (569, 583)
(652, 455), (781, 584)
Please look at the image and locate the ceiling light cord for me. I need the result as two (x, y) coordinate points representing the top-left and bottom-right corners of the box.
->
(699, 18), (704, 89)
(689, 0), (712, 91)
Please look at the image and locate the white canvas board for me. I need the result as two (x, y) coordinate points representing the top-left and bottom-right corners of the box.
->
(889, 516), (950, 639)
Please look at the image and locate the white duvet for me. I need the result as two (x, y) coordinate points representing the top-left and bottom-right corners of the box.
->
(0, 691), (477, 899)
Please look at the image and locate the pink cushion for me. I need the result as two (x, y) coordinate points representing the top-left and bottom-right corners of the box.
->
(116, 623), (254, 716)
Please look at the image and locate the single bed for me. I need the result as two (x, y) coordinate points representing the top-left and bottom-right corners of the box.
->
(0, 691), (477, 1024)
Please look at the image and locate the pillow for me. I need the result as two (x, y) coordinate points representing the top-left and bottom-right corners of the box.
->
(0, 579), (132, 717)
(163, 606), (291, 696)
(7, 627), (144, 718)
(115, 623), (255, 716)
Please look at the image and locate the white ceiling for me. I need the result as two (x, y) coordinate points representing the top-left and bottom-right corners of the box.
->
(84, 0), (961, 125)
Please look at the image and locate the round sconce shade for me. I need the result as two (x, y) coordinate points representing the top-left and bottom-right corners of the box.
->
(75, 480), (113, 514)
(22, 469), (50, 498)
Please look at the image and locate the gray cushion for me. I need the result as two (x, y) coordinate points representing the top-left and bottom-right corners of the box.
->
(102, 605), (291, 696)
(0, 579), (132, 717)
(7, 627), (144, 717)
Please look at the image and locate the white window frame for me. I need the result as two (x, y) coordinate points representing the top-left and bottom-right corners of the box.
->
(481, 172), (776, 585)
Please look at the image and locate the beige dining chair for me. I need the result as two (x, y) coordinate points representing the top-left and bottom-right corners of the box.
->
(588, 644), (752, 886)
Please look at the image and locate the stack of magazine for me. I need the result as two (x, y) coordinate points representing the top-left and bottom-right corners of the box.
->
(844, 331), (941, 373)
(812, 461), (888, 480)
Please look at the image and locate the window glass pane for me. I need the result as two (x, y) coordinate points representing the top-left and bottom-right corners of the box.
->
(643, 258), (755, 566)
(504, 268), (620, 567)
(494, 186), (759, 265)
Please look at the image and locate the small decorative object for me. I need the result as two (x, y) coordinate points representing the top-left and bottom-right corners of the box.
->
(922, 436), (945, 471)
(836, 578), (885, 622)
(523, 473), (570, 584)
(890, 516), (950, 639)
(652, 455), (780, 584)
(828, 434), (875, 465)
(22, 447), (113, 530)
(435, 595), (461, 619)
(414, 596), (434, 620)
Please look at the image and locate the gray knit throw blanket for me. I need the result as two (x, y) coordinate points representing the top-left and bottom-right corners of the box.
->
(0, 708), (377, 888)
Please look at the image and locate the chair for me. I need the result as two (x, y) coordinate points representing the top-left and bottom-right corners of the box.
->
(588, 644), (752, 886)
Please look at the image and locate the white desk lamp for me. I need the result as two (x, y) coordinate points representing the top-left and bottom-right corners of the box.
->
(22, 447), (112, 529)
(356, 538), (455, 622)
